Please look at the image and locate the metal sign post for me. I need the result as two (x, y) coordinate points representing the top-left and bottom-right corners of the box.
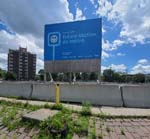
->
(49, 73), (53, 82)
(44, 72), (46, 82)
(69, 72), (72, 83)
(73, 73), (76, 82)
(52, 45), (56, 61)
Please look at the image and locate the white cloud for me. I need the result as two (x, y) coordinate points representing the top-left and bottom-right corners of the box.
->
(110, 64), (127, 73)
(102, 51), (109, 59)
(101, 64), (127, 73)
(96, 0), (112, 17)
(102, 38), (124, 51)
(0, 53), (7, 60)
(0, 30), (43, 72)
(90, 0), (95, 5)
(0, 0), (74, 71)
(0, 63), (6, 71)
(109, 0), (150, 44)
(113, 39), (124, 48)
(0, 0), (73, 38)
(0, 30), (43, 57)
(75, 8), (86, 21)
(102, 38), (125, 60)
(102, 38), (111, 51)
(0, 30), (20, 52)
(131, 59), (150, 74)
(89, 0), (98, 9)
(0, 53), (8, 70)
(117, 53), (126, 57)
(138, 59), (148, 65)
(36, 59), (44, 73)
(131, 64), (150, 74)
(102, 27), (106, 33)
(97, 0), (150, 44)
(101, 66), (108, 73)
(59, 0), (74, 21)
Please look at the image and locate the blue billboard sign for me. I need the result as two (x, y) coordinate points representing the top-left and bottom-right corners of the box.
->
(44, 18), (102, 61)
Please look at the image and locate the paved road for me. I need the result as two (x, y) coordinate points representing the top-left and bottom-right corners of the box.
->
(0, 118), (150, 139)
(96, 118), (150, 139)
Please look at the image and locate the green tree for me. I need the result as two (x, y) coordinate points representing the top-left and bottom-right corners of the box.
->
(125, 75), (133, 83)
(145, 75), (150, 83)
(113, 72), (121, 82)
(51, 73), (58, 81)
(119, 75), (126, 82)
(113, 73), (126, 83)
(81, 72), (90, 81)
(46, 73), (51, 81)
(76, 73), (81, 80)
(89, 72), (98, 80)
(38, 69), (44, 81)
(0, 71), (3, 79)
(57, 73), (64, 81)
(35, 75), (40, 81)
(38, 69), (44, 74)
(4, 72), (16, 80)
(0, 68), (6, 79)
(132, 73), (145, 83)
(63, 73), (74, 82)
(103, 69), (114, 82)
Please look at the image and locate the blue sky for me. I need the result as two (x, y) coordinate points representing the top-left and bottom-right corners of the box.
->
(0, 0), (150, 74)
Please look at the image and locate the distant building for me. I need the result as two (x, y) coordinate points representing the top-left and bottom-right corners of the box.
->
(8, 47), (36, 80)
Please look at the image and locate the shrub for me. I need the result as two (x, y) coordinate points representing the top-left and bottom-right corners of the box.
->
(81, 101), (91, 116)
(51, 104), (63, 110)
(74, 116), (89, 136)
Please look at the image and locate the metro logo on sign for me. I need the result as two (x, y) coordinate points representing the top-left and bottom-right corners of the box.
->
(48, 32), (61, 46)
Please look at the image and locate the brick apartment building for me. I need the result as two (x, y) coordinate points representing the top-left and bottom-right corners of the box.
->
(8, 47), (36, 80)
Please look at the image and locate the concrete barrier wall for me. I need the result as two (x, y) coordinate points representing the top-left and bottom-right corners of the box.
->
(60, 84), (123, 107)
(0, 82), (150, 108)
(122, 85), (150, 108)
(0, 82), (31, 98)
(31, 83), (55, 101)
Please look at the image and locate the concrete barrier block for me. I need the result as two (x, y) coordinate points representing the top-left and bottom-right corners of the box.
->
(0, 82), (31, 98)
(122, 85), (150, 108)
(31, 83), (55, 101)
(60, 84), (123, 107)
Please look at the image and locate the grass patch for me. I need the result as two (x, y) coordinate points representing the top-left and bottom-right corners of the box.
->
(80, 101), (92, 116)
(0, 106), (20, 131)
(0, 99), (140, 139)
(98, 133), (103, 139)
(106, 126), (110, 133)
(89, 127), (96, 139)
(74, 116), (89, 136)
(121, 128), (125, 135)
(43, 102), (51, 109)
(51, 103), (64, 110)
(40, 109), (74, 139)
(0, 100), (42, 111)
